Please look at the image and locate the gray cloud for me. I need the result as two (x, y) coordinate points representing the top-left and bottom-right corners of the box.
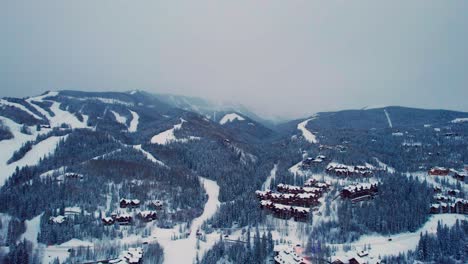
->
(1, 0), (467, 119)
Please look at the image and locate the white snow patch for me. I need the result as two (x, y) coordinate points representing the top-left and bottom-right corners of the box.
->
(132, 145), (166, 167)
(384, 109), (393, 128)
(219, 113), (245, 125)
(451, 118), (468, 123)
(49, 102), (89, 129)
(150, 119), (199, 145)
(19, 214), (42, 247)
(297, 117), (318, 144)
(128, 110), (139, 133)
(111, 110), (127, 126)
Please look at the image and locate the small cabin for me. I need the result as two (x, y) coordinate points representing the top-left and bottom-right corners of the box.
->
(102, 217), (115, 225)
(120, 198), (141, 208)
(138, 211), (157, 222)
(428, 167), (450, 176)
(115, 214), (133, 225)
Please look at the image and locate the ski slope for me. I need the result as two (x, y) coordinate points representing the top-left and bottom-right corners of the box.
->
(128, 110), (139, 132)
(297, 117), (318, 144)
(0, 99), (43, 120)
(132, 145), (166, 167)
(111, 110), (127, 126)
(384, 109), (393, 128)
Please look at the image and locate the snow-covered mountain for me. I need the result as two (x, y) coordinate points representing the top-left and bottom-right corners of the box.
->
(1, 91), (467, 264)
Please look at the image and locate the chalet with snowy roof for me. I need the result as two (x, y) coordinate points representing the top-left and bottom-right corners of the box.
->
(148, 200), (164, 210)
(137, 210), (157, 222)
(115, 214), (133, 225)
(277, 184), (323, 195)
(340, 183), (378, 202)
(428, 167), (450, 176)
(431, 199), (468, 215)
(123, 247), (143, 264)
(274, 245), (310, 264)
(120, 198), (141, 208)
(102, 217), (115, 225)
(326, 163), (375, 177)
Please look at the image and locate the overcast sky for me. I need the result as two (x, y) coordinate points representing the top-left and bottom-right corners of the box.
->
(1, 1), (467, 119)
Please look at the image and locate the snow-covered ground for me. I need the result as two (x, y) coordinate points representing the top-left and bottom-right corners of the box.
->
(297, 117), (318, 144)
(128, 110), (139, 133)
(19, 214), (42, 247)
(373, 157), (396, 173)
(451, 117), (468, 123)
(132, 145), (166, 167)
(330, 214), (467, 260)
(384, 109), (393, 128)
(48, 102), (89, 129)
(150, 118), (200, 145)
(262, 164), (278, 191)
(156, 177), (220, 264)
(42, 239), (94, 264)
(219, 113), (245, 125)
(407, 171), (467, 191)
(0, 117), (66, 186)
(111, 110), (127, 126)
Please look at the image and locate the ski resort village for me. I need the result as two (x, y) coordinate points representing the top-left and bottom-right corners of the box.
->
(0, 91), (466, 264)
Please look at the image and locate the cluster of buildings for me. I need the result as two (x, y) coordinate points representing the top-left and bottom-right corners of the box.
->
(430, 190), (467, 215)
(256, 180), (330, 221)
(102, 198), (163, 225)
(428, 166), (467, 182)
(326, 163), (377, 177)
(340, 182), (379, 203)
(273, 244), (311, 264)
(301, 155), (327, 169)
(331, 250), (381, 264)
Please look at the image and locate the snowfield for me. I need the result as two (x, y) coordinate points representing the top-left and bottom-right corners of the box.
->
(0, 117), (67, 187)
(49, 102), (89, 129)
(219, 113), (245, 125)
(451, 117), (468, 123)
(150, 118), (200, 145)
(297, 117), (318, 144)
(330, 214), (467, 260)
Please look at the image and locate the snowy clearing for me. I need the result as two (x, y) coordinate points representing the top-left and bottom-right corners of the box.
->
(111, 110), (127, 126)
(150, 118), (200, 145)
(373, 157), (396, 173)
(297, 117), (318, 144)
(153, 177), (220, 264)
(330, 214), (467, 260)
(219, 113), (245, 125)
(19, 214), (42, 247)
(132, 145), (166, 167)
(451, 117), (468, 123)
(128, 110), (139, 133)
(42, 239), (94, 264)
(384, 109), (393, 128)
(49, 102), (89, 129)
